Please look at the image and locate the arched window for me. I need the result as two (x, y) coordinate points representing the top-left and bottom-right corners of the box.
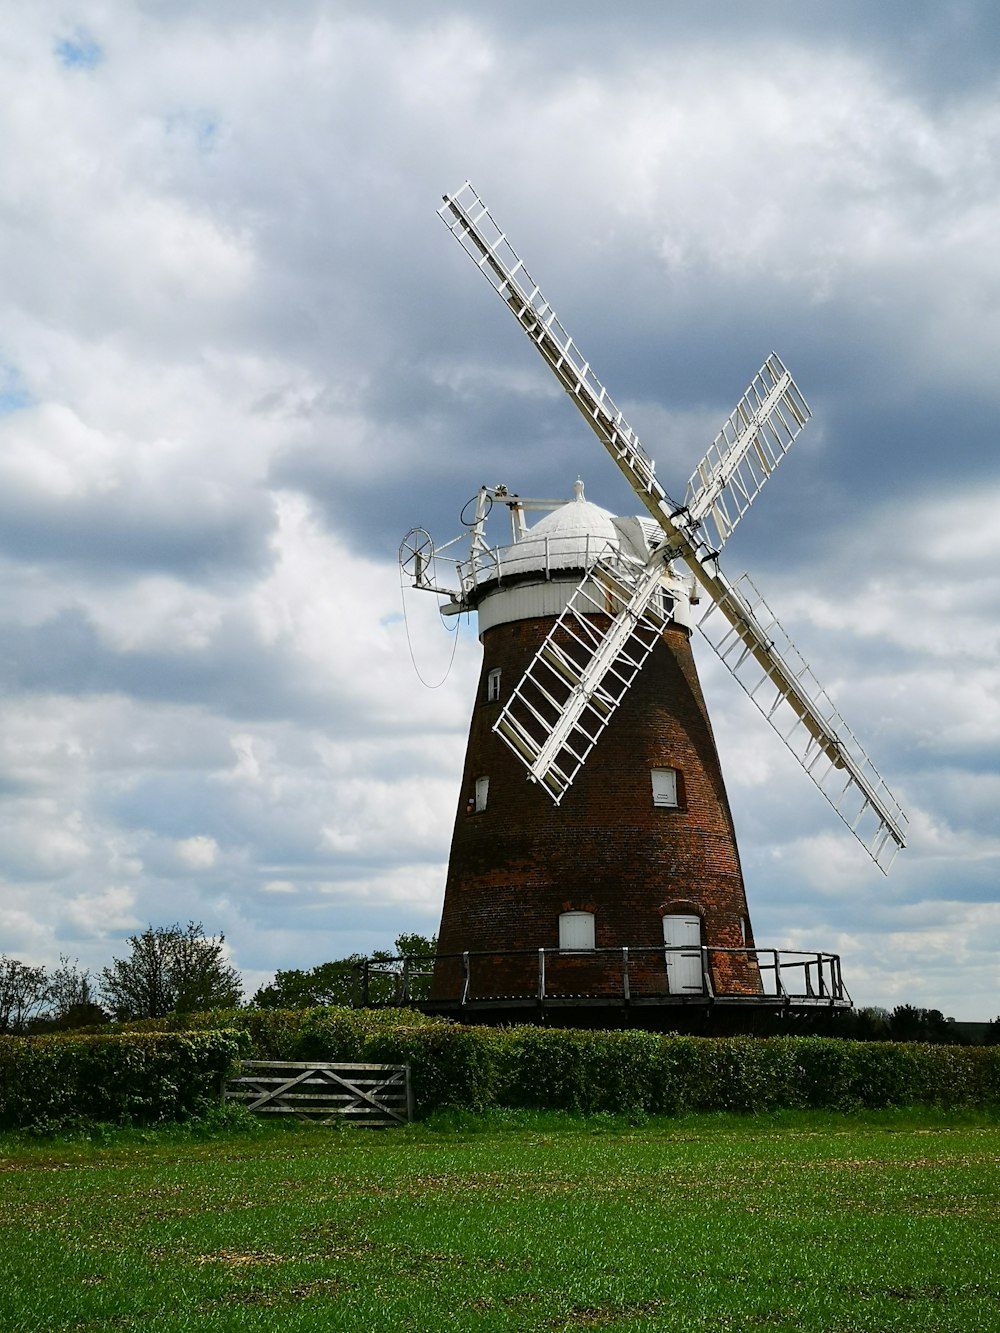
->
(486, 668), (502, 702)
(474, 776), (490, 811)
(559, 910), (595, 951)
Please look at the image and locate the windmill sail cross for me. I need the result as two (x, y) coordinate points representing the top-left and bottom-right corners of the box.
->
(439, 180), (907, 872)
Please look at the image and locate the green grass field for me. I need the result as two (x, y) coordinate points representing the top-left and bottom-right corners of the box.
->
(3, 1108), (999, 1332)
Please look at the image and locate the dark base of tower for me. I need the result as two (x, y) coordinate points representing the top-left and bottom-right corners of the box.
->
(414, 994), (851, 1036)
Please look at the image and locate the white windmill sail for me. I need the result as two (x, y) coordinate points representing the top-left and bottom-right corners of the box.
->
(694, 568), (908, 871)
(439, 181), (907, 872)
(439, 183), (669, 514)
(683, 353), (811, 553)
(493, 552), (671, 802)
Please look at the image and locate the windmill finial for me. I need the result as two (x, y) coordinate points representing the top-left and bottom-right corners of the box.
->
(574, 478), (585, 502)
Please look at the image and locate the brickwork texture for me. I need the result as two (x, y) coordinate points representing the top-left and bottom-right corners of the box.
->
(432, 612), (762, 1000)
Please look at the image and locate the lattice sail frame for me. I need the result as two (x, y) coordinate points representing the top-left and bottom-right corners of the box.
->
(439, 181), (907, 872)
(683, 353), (811, 552)
(493, 551), (670, 803)
(697, 572), (907, 871)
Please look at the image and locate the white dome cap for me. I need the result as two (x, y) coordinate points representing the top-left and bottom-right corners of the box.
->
(498, 480), (620, 579)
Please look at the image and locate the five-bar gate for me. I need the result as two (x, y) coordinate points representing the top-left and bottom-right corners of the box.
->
(226, 1060), (412, 1127)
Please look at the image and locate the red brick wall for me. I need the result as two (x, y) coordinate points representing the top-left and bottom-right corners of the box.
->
(432, 613), (761, 999)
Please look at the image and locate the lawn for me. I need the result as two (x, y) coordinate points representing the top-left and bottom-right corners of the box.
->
(2, 1108), (999, 1331)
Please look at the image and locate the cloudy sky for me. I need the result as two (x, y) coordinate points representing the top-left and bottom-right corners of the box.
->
(2, 1), (998, 1018)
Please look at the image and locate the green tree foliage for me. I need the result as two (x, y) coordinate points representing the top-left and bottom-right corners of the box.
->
(392, 932), (438, 959)
(250, 933), (437, 1009)
(251, 957), (365, 1009)
(888, 1004), (960, 1044)
(0, 956), (49, 1033)
(100, 923), (242, 1021)
(817, 1005), (964, 1044)
(29, 956), (107, 1033)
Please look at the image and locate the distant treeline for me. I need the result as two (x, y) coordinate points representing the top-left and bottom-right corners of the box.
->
(3, 930), (997, 1046)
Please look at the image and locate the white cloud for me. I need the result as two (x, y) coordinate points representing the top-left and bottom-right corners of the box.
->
(0, 2), (997, 1020)
(64, 886), (139, 938)
(176, 835), (219, 870)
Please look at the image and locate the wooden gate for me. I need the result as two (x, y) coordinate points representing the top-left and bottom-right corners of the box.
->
(225, 1060), (412, 1127)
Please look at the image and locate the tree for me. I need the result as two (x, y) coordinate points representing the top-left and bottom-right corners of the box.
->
(0, 956), (49, 1032)
(100, 923), (242, 1021)
(887, 1004), (962, 1045)
(252, 957), (365, 1009)
(844, 1006), (892, 1041)
(250, 932), (437, 1009)
(392, 932), (437, 959)
(29, 955), (107, 1032)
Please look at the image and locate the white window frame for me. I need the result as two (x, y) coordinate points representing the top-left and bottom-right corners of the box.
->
(651, 767), (679, 808)
(474, 775), (490, 812)
(558, 910), (595, 952)
(487, 668), (501, 702)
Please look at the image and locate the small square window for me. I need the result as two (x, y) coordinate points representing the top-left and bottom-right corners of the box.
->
(474, 775), (490, 812)
(487, 668), (501, 702)
(651, 767), (678, 807)
(559, 911), (595, 951)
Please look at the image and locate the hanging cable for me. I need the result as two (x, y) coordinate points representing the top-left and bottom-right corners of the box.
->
(398, 563), (462, 689)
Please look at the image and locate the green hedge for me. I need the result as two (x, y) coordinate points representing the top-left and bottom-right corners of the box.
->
(111, 1004), (444, 1054)
(0, 1029), (245, 1132)
(286, 1018), (1000, 1116)
(32, 1010), (1000, 1123)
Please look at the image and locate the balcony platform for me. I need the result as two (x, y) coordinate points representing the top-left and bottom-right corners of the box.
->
(352, 945), (852, 1031)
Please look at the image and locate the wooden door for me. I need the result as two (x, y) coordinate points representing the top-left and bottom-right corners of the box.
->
(662, 914), (703, 993)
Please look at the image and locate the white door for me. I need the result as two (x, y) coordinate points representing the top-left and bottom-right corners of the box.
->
(662, 914), (704, 993)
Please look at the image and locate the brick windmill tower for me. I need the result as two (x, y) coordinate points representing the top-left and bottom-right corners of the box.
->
(396, 183), (906, 1023)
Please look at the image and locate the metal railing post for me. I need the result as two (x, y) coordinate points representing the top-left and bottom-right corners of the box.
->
(773, 950), (785, 998)
(538, 948), (546, 1001)
(702, 946), (715, 998)
(817, 953), (828, 998)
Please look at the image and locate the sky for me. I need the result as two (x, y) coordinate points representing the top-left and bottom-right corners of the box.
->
(1, 1), (998, 1019)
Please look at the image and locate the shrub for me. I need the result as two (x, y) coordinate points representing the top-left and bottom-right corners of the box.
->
(0, 1029), (245, 1133)
(349, 1024), (1000, 1118)
(6, 1008), (999, 1129)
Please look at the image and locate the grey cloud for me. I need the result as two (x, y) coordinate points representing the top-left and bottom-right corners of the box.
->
(0, 1), (996, 1016)
(0, 487), (275, 580)
(0, 605), (436, 741)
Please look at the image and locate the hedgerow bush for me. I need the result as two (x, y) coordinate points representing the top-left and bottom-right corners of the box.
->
(358, 1023), (1000, 1116)
(0, 1029), (244, 1132)
(9, 1009), (1000, 1126)
(111, 1004), (444, 1056)
(112, 1009), (1000, 1116)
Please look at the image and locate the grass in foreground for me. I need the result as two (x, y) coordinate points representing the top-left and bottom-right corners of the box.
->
(2, 1106), (999, 1331)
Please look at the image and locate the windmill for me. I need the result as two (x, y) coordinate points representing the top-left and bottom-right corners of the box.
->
(394, 182), (906, 1023)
